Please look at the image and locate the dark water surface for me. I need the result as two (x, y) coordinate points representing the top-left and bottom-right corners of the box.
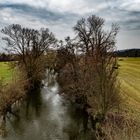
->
(0, 78), (93, 140)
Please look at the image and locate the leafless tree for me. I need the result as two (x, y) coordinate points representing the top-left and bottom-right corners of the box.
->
(1, 24), (56, 87)
(73, 15), (120, 117)
(56, 15), (121, 135)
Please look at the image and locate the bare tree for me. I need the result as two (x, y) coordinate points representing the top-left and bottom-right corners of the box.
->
(1, 24), (56, 87)
(73, 15), (120, 117)
(56, 15), (121, 135)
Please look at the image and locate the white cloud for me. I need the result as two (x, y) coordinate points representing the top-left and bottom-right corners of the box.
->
(120, 0), (140, 11)
(117, 30), (140, 50)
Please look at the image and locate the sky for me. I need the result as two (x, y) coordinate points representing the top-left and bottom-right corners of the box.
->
(0, 0), (140, 50)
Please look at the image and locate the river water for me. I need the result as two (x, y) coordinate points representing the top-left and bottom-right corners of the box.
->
(0, 76), (93, 140)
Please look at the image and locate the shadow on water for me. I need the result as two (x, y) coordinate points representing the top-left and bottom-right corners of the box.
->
(0, 76), (94, 140)
(26, 88), (43, 119)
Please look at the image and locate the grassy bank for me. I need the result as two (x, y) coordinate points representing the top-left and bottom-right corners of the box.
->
(118, 57), (140, 114)
(0, 62), (13, 82)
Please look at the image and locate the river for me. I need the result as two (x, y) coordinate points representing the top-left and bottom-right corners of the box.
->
(0, 75), (93, 140)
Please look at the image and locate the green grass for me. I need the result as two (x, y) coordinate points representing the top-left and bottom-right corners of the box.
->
(0, 62), (13, 82)
(118, 57), (140, 112)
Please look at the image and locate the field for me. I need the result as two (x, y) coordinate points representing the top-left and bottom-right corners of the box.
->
(118, 57), (140, 114)
(0, 62), (13, 82)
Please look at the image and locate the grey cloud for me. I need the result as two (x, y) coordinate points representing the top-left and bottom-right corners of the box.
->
(0, 3), (81, 38)
(0, 0), (139, 49)
(0, 4), (80, 23)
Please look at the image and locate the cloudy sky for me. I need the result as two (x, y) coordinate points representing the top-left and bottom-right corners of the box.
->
(0, 0), (140, 50)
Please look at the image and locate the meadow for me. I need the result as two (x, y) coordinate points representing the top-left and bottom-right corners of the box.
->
(0, 62), (13, 82)
(118, 57), (140, 114)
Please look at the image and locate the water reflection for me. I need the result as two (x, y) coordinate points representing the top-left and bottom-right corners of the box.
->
(0, 77), (93, 140)
(26, 88), (42, 119)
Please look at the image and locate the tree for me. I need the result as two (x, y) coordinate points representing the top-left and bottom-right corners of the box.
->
(74, 15), (120, 116)
(1, 24), (56, 88)
(56, 15), (120, 130)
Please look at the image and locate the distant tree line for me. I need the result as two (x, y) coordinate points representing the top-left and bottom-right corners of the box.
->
(115, 49), (140, 57)
(0, 53), (14, 62)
